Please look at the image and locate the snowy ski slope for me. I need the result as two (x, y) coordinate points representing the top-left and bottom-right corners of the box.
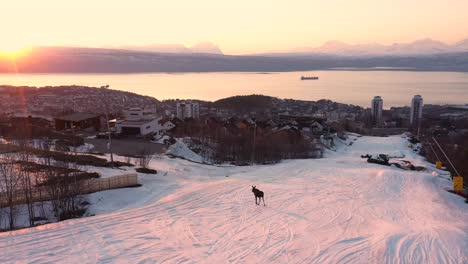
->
(1, 136), (467, 263)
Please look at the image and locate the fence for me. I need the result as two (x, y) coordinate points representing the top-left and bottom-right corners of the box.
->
(0, 173), (138, 207)
(81, 173), (138, 194)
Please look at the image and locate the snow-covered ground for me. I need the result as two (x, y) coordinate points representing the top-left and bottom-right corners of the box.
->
(1, 135), (467, 263)
(165, 139), (206, 164)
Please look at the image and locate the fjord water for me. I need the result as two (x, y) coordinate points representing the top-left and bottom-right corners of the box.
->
(1, 71), (467, 107)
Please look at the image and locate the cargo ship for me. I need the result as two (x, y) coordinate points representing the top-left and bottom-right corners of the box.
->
(301, 76), (319, 80)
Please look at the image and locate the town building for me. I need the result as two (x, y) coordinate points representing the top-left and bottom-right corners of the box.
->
(0, 116), (12, 136)
(410, 95), (423, 125)
(371, 96), (383, 125)
(115, 108), (163, 136)
(159, 119), (176, 132)
(176, 102), (200, 120)
(55, 112), (103, 131)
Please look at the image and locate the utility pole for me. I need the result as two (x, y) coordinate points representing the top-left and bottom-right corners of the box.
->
(101, 85), (114, 165)
(71, 124), (76, 154)
(416, 115), (422, 140)
(251, 118), (257, 165)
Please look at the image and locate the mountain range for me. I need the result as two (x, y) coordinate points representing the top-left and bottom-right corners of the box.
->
(103, 42), (223, 55)
(1, 46), (467, 73)
(264, 38), (468, 57)
(101, 38), (468, 56)
(1, 38), (468, 73)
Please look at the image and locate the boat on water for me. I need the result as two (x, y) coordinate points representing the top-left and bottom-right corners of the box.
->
(301, 76), (319, 80)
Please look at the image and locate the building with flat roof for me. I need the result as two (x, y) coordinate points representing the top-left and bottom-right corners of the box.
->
(115, 108), (164, 136)
(410, 95), (423, 125)
(176, 102), (199, 120)
(371, 96), (383, 126)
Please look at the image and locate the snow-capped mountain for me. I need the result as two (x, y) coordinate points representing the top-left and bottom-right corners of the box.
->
(106, 42), (223, 55)
(189, 42), (223, 55)
(290, 38), (468, 56)
(454, 38), (468, 51)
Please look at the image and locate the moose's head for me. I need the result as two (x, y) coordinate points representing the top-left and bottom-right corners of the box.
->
(251, 185), (256, 192)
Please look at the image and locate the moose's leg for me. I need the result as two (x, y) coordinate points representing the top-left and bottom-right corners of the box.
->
(255, 196), (258, 205)
(262, 196), (266, 206)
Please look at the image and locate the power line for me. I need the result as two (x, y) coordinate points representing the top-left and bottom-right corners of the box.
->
(428, 143), (441, 161)
(432, 137), (461, 177)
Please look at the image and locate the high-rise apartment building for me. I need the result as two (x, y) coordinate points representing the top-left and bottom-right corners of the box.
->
(176, 102), (200, 119)
(371, 96), (383, 125)
(410, 95), (423, 125)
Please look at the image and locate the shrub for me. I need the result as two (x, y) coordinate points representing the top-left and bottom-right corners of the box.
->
(16, 161), (80, 173)
(5, 144), (133, 167)
(115, 183), (142, 188)
(37, 172), (100, 187)
(136, 167), (157, 174)
(110, 161), (134, 167)
(59, 208), (87, 221)
(32, 216), (48, 222)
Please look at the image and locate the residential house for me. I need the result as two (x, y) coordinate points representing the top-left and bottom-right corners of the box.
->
(55, 112), (103, 131)
(115, 108), (162, 136)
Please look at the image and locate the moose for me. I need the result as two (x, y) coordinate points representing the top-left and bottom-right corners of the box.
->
(251, 186), (266, 206)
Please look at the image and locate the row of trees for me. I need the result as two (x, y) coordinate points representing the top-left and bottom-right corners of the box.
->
(171, 119), (317, 164)
(419, 116), (468, 193)
(214, 129), (314, 164)
(422, 132), (468, 184)
(0, 141), (88, 231)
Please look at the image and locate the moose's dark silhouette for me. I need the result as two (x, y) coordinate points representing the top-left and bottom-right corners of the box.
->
(251, 186), (265, 206)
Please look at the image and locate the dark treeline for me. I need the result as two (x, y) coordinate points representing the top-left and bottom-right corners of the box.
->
(214, 128), (313, 164)
(419, 118), (468, 188)
(172, 118), (317, 164)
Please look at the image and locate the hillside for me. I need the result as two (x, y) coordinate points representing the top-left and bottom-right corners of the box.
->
(0, 85), (160, 115)
(1, 135), (466, 263)
(212, 94), (280, 112)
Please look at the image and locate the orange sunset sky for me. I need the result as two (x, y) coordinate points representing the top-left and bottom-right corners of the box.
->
(1, 0), (467, 54)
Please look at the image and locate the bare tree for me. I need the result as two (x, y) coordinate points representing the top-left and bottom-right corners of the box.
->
(36, 141), (53, 221)
(137, 148), (153, 168)
(0, 179), (4, 229)
(123, 156), (133, 166)
(0, 153), (20, 230)
(43, 158), (87, 222)
(16, 141), (36, 227)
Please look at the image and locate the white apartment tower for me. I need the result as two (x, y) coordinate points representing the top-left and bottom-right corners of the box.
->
(410, 95), (423, 125)
(371, 96), (383, 125)
(176, 102), (200, 120)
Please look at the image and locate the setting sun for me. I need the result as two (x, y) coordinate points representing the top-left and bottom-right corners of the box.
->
(0, 42), (25, 52)
(0, 46), (32, 58)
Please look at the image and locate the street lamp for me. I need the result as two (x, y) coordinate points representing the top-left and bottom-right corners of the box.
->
(101, 85), (114, 165)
